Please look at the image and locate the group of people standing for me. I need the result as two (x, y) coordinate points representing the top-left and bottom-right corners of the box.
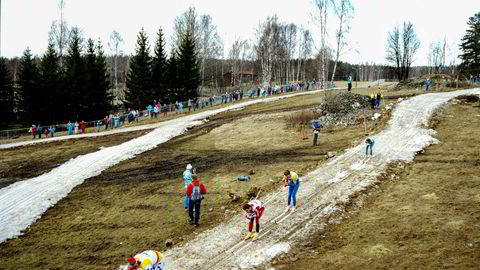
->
(29, 124), (56, 139)
(370, 93), (383, 109)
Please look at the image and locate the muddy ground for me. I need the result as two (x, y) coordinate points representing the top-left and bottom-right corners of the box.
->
(271, 100), (480, 269)
(0, 91), (392, 270)
(0, 130), (152, 189)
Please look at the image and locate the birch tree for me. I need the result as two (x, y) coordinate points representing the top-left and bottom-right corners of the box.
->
(48, 0), (70, 69)
(312, 0), (329, 86)
(255, 16), (279, 86)
(330, 0), (353, 82)
(108, 30), (123, 99)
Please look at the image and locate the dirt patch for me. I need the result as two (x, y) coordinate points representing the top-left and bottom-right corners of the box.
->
(0, 130), (152, 188)
(271, 102), (480, 269)
(0, 91), (391, 270)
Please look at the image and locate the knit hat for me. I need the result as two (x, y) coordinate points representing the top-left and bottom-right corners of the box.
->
(186, 164), (193, 170)
(127, 258), (136, 265)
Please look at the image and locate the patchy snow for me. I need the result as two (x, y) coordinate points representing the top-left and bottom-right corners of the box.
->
(164, 88), (480, 269)
(235, 242), (290, 269)
(0, 89), (328, 243)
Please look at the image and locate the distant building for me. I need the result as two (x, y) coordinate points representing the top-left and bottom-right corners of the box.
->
(223, 71), (258, 87)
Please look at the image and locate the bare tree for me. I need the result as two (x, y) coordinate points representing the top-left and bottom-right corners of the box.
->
(385, 21), (420, 81)
(255, 16), (280, 86)
(428, 40), (445, 74)
(48, 0), (70, 69)
(284, 23), (297, 82)
(330, 0), (353, 82)
(108, 30), (123, 100)
(172, 7), (201, 50)
(296, 28), (313, 81)
(199, 15), (221, 92)
(312, 0), (329, 86)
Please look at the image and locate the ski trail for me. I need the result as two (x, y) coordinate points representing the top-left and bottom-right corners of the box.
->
(0, 89), (330, 243)
(163, 89), (480, 269)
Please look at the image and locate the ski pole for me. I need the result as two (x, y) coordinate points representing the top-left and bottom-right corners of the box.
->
(255, 188), (262, 200)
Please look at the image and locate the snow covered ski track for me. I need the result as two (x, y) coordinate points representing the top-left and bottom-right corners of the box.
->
(164, 89), (480, 269)
(0, 89), (326, 243)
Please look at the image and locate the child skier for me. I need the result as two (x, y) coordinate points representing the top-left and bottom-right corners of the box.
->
(365, 138), (375, 156)
(283, 170), (300, 212)
(186, 174), (207, 227)
(242, 199), (265, 241)
(127, 250), (166, 270)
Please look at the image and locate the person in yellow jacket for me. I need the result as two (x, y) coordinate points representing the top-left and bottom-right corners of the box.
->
(127, 250), (166, 270)
(283, 170), (300, 212)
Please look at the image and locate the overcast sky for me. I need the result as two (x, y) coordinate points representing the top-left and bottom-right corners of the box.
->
(2, 0), (479, 65)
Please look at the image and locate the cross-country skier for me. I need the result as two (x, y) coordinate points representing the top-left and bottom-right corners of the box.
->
(127, 250), (166, 270)
(283, 170), (300, 212)
(242, 199), (265, 241)
(365, 138), (375, 156)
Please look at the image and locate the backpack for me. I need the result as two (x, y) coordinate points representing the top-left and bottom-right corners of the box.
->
(191, 185), (202, 202)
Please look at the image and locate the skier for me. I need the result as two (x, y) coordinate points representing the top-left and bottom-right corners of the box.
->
(312, 120), (322, 146)
(186, 174), (207, 227)
(183, 164), (193, 211)
(365, 138), (375, 156)
(283, 170), (300, 212)
(242, 199), (265, 241)
(127, 250), (166, 270)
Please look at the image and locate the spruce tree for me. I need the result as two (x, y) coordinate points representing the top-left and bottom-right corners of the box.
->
(0, 58), (15, 128)
(177, 31), (200, 101)
(152, 27), (168, 103)
(40, 42), (61, 123)
(17, 48), (41, 123)
(85, 39), (112, 120)
(166, 51), (180, 103)
(64, 27), (86, 121)
(459, 12), (480, 77)
(126, 28), (152, 110)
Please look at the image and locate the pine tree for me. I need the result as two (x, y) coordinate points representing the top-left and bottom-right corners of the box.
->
(152, 27), (168, 103)
(64, 27), (86, 121)
(166, 51), (180, 103)
(126, 28), (152, 110)
(177, 31), (200, 101)
(85, 39), (113, 120)
(459, 12), (480, 77)
(17, 48), (41, 123)
(0, 58), (15, 128)
(40, 42), (61, 123)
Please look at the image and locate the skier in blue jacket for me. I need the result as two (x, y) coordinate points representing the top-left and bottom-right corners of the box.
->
(183, 164), (194, 211)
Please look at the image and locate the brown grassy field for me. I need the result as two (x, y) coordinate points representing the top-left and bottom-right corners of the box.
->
(0, 130), (152, 188)
(271, 98), (480, 269)
(0, 90), (392, 270)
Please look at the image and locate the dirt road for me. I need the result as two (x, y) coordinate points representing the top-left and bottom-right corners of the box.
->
(163, 89), (480, 269)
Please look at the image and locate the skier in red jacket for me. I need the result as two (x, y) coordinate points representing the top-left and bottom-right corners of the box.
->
(242, 199), (265, 241)
(186, 174), (207, 227)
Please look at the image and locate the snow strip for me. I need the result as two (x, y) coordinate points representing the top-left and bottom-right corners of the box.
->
(164, 88), (480, 269)
(0, 89), (328, 243)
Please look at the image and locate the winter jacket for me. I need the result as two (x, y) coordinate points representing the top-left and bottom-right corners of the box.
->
(287, 171), (299, 186)
(187, 179), (207, 198)
(183, 169), (193, 186)
(132, 250), (165, 270)
(246, 199), (264, 219)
